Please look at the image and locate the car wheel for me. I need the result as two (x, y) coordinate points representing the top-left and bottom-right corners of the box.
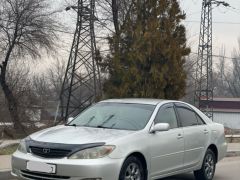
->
(119, 156), (146, 180)
(194, 149), (216, 180)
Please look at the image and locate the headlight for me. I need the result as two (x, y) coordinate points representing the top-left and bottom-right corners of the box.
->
(18, 139), (27, 153)
(69, 145), (115, 159)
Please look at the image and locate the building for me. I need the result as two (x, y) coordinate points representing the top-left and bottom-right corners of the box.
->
(200, 98), (240, 129)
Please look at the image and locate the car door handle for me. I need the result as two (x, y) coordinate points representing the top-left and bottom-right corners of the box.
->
(204, 129), (209, 134)
(177, 134), (183, 139)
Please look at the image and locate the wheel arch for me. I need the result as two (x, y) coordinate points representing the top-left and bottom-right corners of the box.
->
(208, 144), (218, 162)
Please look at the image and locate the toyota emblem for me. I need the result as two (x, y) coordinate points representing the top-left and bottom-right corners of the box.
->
(43, 148), (50, 154)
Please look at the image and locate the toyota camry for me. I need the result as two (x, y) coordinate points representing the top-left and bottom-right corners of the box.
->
(11, 99), (227, 180)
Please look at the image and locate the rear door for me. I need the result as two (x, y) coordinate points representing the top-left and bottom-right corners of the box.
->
(175, 103), (210, 168)
(150, 103), (184, 177)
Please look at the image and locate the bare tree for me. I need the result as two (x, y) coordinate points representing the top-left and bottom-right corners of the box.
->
(215, 40), (240, 97)
(96, 0), (133, 34)
(0, 61), (38, 137)
(181, 54), (197, 104)
(32, 74), (51, 107)
(213, 46), (228, 97)
(225, 52), (240, 97)
(46, 58), (66, 100)
(0, 0), (59, 135)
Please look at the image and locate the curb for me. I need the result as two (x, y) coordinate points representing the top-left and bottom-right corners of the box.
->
(226, 151), (240, 157)
(0, 169), (11, 173)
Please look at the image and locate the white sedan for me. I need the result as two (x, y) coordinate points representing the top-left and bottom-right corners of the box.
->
(12, 99), (227, 180)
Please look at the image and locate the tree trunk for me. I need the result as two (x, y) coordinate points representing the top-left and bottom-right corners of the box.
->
(112, 0), (119, 35)
(0, 23), (26, 137)
(1, 45), (26, 137)
(0, 78), (26, 136)
(111, 0), (121, 59)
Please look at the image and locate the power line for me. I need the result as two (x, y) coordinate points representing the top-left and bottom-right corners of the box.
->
(185, 20), (240, 25)
(190, 52), (238, 60)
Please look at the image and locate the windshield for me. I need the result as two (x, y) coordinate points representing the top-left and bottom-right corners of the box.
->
(68, 102), (156, 131)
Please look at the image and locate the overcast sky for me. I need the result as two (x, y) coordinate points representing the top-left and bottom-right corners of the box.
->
(56, 0), (240, 57)
(52, 0), (240, 56)
(181, 0), (240, 57)
(36, 0), (240, 73)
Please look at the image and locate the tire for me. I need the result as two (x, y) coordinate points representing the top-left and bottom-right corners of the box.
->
(194, 149), (217, 180)
(119, 156), (146, 180)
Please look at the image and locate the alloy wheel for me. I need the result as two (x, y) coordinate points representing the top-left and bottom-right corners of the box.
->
(204, 153), (215, 179)
(124, 162), (141, 180)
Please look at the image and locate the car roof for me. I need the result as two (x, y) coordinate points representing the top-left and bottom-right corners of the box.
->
(99, 99), (212, 124)
(100, 98), (167, 105)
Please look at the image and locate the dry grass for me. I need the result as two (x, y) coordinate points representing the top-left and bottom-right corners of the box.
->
(0, 144), (19, 155)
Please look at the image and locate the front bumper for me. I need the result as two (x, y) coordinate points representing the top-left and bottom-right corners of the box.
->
(12, 150), (123, 180)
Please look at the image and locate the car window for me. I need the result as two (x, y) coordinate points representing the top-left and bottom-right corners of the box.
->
(175, 103), (199, 127)
(155, 104), (178, 129)
(68, 102), (156, 131)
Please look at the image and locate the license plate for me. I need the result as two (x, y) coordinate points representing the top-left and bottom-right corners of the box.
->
(26, 161), (56, 174)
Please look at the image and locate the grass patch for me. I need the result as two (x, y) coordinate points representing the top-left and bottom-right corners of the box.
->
(0, 144), (19, 155)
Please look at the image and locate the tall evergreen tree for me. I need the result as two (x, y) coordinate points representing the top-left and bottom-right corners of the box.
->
(103, 0), (190, 99)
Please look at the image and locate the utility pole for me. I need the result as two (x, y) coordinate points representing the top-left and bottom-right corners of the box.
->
(194, 0), (229, 119)
(60, 0), (102, 121)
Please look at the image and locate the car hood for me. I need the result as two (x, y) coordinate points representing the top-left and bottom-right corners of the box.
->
(30, 125), (136, 145)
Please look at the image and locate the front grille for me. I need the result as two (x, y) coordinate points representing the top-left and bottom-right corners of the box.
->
(30, 146), (71, 158)
(21, 170), (70, 179)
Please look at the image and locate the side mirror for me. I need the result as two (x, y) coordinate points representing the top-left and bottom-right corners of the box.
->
(150, 123), (170, 133)
(67, 117), (74, 124)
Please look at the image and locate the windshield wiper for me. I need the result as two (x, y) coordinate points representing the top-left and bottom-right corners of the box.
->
(97, 122), (116, 129)
(97, 114), (115, 127)
(65, 124), (77, 127)
(84, 116), (95, 126)
(96, 125), (113, 129)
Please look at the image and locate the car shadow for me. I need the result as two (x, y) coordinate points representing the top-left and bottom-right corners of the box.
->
(159, 173), (194, 180)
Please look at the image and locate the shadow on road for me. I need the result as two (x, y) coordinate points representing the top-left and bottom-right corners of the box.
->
(160, 173), (194, 180)
(0, 172), (195, 180)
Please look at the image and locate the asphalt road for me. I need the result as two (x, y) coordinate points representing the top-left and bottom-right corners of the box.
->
(162, 157), (240, 180)
(1, 157), (239, 180)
